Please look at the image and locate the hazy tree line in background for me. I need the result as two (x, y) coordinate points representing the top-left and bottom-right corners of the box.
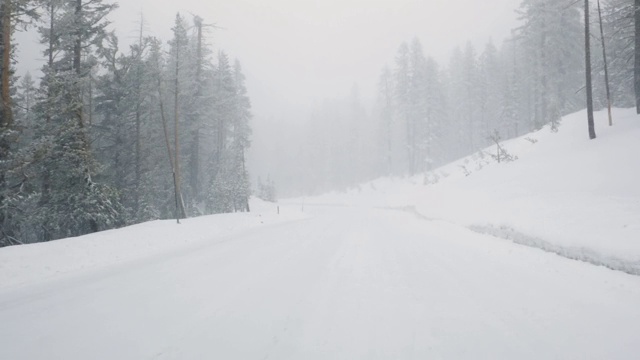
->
(0, 0), (252, 247)
(263, 0), (637, 196)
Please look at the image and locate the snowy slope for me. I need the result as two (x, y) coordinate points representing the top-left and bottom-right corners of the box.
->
(0, 199), (303, 290)
(300, 108), (640, 273)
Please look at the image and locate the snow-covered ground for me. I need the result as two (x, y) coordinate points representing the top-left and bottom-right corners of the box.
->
(0, 199), (302, 289)
(1, 109), (640, 359)
(301, 108), (640, 274)
(2, 205), (640, 359)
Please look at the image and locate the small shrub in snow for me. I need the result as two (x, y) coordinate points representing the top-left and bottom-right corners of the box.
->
(488, 130), (517, 164)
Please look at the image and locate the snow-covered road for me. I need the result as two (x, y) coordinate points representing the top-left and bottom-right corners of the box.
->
(1, 206), (640, 359)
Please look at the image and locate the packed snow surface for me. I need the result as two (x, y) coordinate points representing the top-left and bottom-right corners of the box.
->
(0, 200), (306, 289)
(2, 205), (640, 359)
(1, 109), (640, 359)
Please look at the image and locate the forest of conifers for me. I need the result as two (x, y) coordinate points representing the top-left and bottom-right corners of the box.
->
(0, 0), (252, 246)
(265, 0), (638, 196)
(1, 0), (639, 246)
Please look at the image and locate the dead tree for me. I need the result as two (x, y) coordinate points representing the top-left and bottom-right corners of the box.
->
(585, 0), (597, 139)
(597, 0), (613, 126)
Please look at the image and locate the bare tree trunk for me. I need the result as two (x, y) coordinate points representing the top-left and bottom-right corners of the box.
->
(88, 67), (93, 127)
(134, 15), (144, 215)
(0, 0), (13, 246)
(174, 31), (186, 219)
(635, 0), (640, 114)
(0, 0), (12, 129)
(511, 34), (519, 137)
(585, 0), (597, 140)
(597, 0), (613, 126)
(190, 17), (203, 206)
(156, 77), (181, 224)
(39, 0), (56, 241)
(386, 109), (392, 175)
(242, 151), (250, 213)
(74, 0), (83, 128)
(44, 2), (54, 236)
(540, 18), (548, 128)
(74, 0), (99, 233)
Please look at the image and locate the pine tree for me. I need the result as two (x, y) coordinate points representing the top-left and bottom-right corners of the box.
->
(31, 0), (122, 241)
(498, 36), (522, 138)
(478, 40), (502, 139)
(596, 0), (613, 126)
(185, 15), (213, 213)
(599, 0), (634, 106)
(407, 38), (427, 174)
(231, 59), (251, 212)
(516, 0), (583, 131)
(377, 65), (394, 175)
(447, 46), (467, 158)
(0, 0), (40, 245)
(168, 13), (188, 219)
(422, 56), (447, 169)
(147, 35), (182, 221)
(2, 1), (258, 245)
(462, 42), (480, 150)
(206, 51), (235, 213)
(393, 43), (410, 174)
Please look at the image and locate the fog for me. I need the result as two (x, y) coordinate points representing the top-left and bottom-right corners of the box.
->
(16, 0), (523, 197)
(107, 0), (521, 112)
(115, 0), (520, 197)
(4, 3), (640, 355)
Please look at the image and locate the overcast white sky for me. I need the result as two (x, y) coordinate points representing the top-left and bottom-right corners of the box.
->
(17, 0), (522, 121)
(124, 0), (522, 118)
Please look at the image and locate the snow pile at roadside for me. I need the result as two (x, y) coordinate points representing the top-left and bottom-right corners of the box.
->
(0, 199), (304, 289)
(302, 108), (640, 273)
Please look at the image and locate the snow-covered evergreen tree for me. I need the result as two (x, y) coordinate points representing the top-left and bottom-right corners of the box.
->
(376, 65), (394, 175)
(206, 53), (252, 213)
(516, 0), (583, 131)
(33, 0), (122, 240)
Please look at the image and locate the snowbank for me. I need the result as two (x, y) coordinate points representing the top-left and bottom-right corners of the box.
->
(0, 199), (305, 289)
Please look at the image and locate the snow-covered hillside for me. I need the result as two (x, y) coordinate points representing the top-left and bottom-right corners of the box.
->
(301, 108), (640, 274)
(0, 199), (303, 289)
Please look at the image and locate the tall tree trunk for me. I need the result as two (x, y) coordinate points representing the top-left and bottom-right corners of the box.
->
(0, 0), (13, 245)
(585, 0), (597, 139)
(134, 15), (143, 215)
(190, 17), (203, 206)
(0, 0), (12, 129)
(597, 0), (613, 126)
(74, 0), (99, 233)
(241, 150), (250, 213)
(74, 0), (83, 128)
(539, 17), (548, 129)
(511, 35), (519, 137)
(156, 78), (180, 224)
(386, 101), (392, 175)
(174, 31), (185, 219)
(40, 0), (55, 242)
(635, 0), (640, 113)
